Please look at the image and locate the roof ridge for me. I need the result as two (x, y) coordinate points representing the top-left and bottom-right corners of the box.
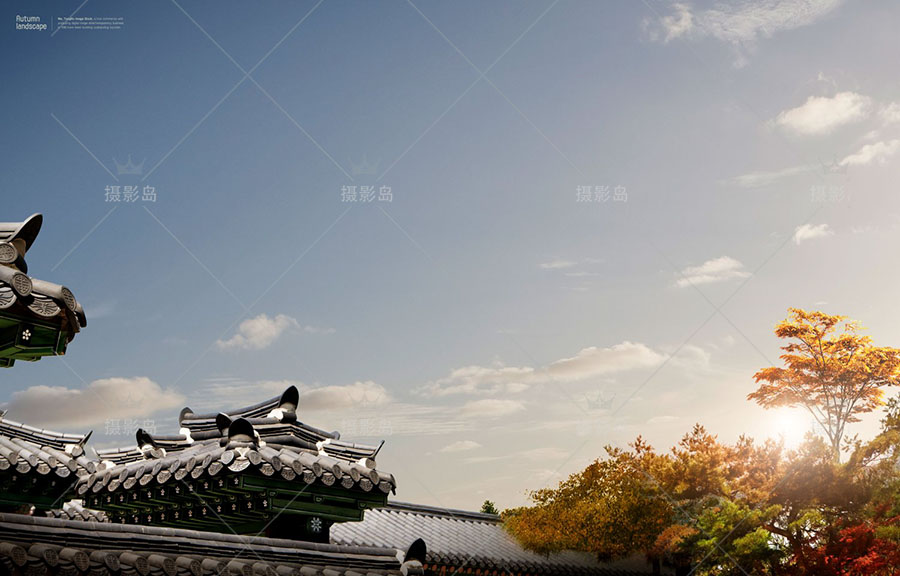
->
(384, 500), (501, 523)
(0, 417), (90, 445)
(0, 512), (403, 557)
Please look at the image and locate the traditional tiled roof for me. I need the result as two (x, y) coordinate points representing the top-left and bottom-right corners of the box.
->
(78, 387), (395, 537)
(0, 415), (94, 510)
(0, 513), (426, 576)
(332, 502), (659, 576)
(179, 386), (384, 463)
(0, 214), (87, 367)
(45, 499), (109, 522)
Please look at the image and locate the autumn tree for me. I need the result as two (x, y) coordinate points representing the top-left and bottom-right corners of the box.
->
(504, 437), (675, 570)
(750, 309), (900, 461)
(506, 310), (900, 574)
(505, 427), (790, 575)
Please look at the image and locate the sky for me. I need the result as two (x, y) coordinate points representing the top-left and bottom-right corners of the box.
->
(2, 0), (900, 511)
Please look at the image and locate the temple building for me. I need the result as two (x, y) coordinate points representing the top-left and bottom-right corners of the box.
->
(0, 214), (658, 575)
(0, 214), (87, 367)
(0, 386), (660, 575)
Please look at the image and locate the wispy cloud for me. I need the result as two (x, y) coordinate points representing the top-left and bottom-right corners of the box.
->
(726, 137), (899, 189)
(465, 446), (570, 465)
(460, 399), (526, 419)
(722, 164), (816, 188)
(774, 92), (871, 135)
(190, 378), (301, 411)
(83, 300), (117, 320)
(539, 259), (577, 270)
(676, 256), (750, 287)
(216, 313), (332, 351)
(841, 139), (900, 166)
(647, 0), (843, 64)
(419, 341), (666, 397)
(440, 440), (482, 453)
(793, 223), (833, 244)
(300, 380), (389, 410)
(3, 377), (184, 429)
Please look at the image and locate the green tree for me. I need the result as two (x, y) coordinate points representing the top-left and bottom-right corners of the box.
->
(480, 500), (499, 515)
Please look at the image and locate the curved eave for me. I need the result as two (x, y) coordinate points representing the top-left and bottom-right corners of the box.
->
(0, 214), (42, 254)
(0, 277), (86, 367)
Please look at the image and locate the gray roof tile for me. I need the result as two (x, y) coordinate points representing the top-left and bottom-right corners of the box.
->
(332, 502), (657, 576)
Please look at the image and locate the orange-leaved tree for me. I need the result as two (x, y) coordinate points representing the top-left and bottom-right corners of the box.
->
(750, 308), (900, 460)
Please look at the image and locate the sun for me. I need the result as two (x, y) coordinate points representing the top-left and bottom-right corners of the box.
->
(770, 407), (815, 449)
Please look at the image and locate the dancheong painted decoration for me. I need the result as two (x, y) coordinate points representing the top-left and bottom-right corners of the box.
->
(78, 386), (395, 541)
(0, 214), (86, 367)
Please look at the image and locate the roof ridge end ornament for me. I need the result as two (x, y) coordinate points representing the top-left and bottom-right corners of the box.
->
(279, 385), (299, 412)
(136, 429), (157, 449)
(216, 413), (232, 436)
(227, 418), (257, 444)
(178, 407), (194, 424)
(401, 538), (427, 574)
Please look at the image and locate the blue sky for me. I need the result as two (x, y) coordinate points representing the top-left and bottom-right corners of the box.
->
(3, 0), (900, 510)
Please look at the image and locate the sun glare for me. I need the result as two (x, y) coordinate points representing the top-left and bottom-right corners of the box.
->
(771, 408), (815, 449)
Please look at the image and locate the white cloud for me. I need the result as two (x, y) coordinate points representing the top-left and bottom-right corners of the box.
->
(774, 92), (871, 135)
(440, 440), (482, 453)
(547, 342), (666, 381)
(420, 365), (535, 397)
(460, 399), (525, 419)
(216, 314), (330, 351)
(840, 140), (900, 167)
(880, 102), (900, 124)
(3, 377), (184, 430)
(676, 256), (750, 287)
(539, 259), (577, 270)
(648, 0), (843, 63)
(793, 223), (833, 244)
(300, 381), (389, 410)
